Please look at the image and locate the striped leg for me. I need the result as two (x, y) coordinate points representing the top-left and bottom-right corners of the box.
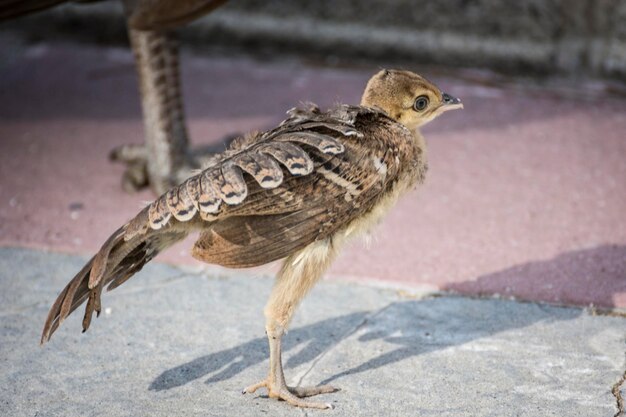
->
(111, 28), (193, 194)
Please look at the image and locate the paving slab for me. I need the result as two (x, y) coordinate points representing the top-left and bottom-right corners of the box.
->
(1, 248), (624, 416)
(0, 39), (625, 309)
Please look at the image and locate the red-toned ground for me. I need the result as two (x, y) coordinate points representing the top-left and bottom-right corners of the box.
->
(1, 42), (625, 308)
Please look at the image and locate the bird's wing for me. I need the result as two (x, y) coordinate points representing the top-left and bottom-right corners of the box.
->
(41, 105), (415, 342)
(132, 105), (412, 268)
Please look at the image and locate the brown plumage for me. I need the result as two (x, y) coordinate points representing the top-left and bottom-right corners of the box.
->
(41, 69), (462, 409)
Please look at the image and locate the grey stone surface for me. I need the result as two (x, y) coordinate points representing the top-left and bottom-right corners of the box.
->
(0, 247), (624, 416)
(2, 1), (626, 78)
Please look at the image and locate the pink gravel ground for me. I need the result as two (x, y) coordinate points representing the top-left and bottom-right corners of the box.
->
(1, 42), (625, 308)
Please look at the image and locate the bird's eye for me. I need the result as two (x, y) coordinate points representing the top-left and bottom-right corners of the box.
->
(413, 96), (429, 111)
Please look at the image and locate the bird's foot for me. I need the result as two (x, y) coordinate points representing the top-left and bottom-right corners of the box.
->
(243, 379), (339, 409)
(109, 144), (152, 193)
(109, 143), (200, 194)
(109, 139), (235, 194)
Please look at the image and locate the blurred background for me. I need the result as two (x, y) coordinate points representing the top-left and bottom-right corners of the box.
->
(3, 0), (626, 79)
(1, 1), (625, 309)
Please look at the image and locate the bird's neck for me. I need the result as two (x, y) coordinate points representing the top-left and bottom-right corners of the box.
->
(412, 128), (427, 151)
(411, 128), (428, 182)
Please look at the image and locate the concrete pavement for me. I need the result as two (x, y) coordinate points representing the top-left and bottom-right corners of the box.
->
(1, 248), (625, 416)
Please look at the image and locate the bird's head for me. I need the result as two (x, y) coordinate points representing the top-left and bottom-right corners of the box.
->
(361, 69), (463, 130)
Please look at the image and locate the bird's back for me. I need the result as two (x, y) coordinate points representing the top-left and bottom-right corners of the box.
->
(161, 103), (427, 268)
(41, 103), (427, 342)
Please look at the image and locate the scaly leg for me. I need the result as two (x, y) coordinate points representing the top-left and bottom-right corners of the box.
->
(243, 240), (341, 409)
(111, 28), (195, 194)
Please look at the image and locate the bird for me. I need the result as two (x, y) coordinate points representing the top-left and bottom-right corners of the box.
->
(40, 69), (463, 409)
(1, 0), (229, 194)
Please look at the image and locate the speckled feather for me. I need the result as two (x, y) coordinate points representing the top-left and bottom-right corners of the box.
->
(146, 104), (365, 230)
(40, 102), (426, 343)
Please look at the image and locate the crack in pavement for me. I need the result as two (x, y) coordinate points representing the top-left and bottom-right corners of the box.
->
(613, 367), (626, 417)
(293, 301), (396, 388)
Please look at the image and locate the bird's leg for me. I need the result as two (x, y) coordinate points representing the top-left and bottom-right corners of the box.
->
(243, 325), (338, 409)
(111, 28), (196, 194)
(243, 240), (340, 409)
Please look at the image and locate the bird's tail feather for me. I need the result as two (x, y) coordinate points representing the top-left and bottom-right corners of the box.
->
(41, 209), (188, 344)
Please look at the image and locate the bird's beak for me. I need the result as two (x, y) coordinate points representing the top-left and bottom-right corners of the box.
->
(441, 93), (463, 111)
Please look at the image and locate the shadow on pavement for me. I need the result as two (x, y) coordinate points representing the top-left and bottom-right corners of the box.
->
(149, 311), (368, 391)
(149, 245), (625, 390)
(445, 244), (626, 308)
(319, 298), (579, 385)
(150, 297), (580, 391)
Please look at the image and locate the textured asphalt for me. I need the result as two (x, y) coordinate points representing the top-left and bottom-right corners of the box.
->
(1, 39), (625, 309)
(1, 248), (625, 417)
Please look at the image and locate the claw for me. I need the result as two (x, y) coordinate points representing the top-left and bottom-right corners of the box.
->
(242, 380), (266, 395)
(242, 379), (338, 409)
